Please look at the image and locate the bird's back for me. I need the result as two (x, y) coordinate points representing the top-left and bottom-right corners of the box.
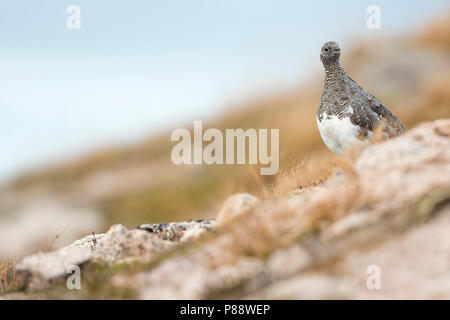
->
(345, 75), (406, 138)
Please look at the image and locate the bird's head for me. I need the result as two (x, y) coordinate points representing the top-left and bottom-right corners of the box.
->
(320, 41), (341, 66)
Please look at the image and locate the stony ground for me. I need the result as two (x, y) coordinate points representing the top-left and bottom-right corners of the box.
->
(1, 119), (449, 299)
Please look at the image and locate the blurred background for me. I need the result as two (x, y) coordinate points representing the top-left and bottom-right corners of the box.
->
(0, 0), (449, 256)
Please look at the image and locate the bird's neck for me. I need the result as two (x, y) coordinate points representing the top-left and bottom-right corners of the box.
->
(323, 62), (344, 88)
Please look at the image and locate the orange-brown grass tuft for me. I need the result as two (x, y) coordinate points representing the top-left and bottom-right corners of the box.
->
(272, 154), (331, 196)
(271, 150), (357, 197)
(0, 254), (19, 293)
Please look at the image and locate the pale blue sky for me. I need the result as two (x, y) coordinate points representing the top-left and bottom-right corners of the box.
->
(0, 0), (448, 182)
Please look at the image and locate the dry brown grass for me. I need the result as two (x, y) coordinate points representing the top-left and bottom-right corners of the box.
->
(0, 254), (19, 293)
(416, 13), (450, 53)
(272, 153), (334, 196)
(421, 70), (450, 114)
(38, 226), (68, 253)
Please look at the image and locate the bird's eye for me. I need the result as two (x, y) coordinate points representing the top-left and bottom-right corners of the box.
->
(324, 48), (329, 52)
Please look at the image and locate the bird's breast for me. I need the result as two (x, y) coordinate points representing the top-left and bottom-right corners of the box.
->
(316, 112), (363, 155)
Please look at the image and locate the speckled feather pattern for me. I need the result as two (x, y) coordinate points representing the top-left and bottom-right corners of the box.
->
(316, 41), (405, 154)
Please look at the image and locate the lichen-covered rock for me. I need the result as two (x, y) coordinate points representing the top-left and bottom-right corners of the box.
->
(137, 254), (265, 300)
(180, 227), (207, 242)
(16, 245), (92, 290)
(12, 221), (213, 290)
(246, 204), (450, 299)
(72, 232), (105, 249)
(135, 220), (215, 241)
(92, 224), (175, 265)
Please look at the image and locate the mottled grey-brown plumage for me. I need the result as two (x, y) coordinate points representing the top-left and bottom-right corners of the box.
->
(317, 41), (405, 140)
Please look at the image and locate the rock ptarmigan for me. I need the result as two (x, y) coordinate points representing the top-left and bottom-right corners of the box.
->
(316, 41), (405, 155)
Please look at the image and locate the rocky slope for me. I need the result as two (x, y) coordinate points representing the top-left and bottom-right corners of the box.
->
(2, 119), (449, 299)
(1, 14), (449, 260)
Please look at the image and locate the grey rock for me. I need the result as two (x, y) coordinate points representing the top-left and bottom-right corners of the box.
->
(136, 219), (215, 241)
(13, 221), (211, 290)
(92, 224), (175, 265)
(16, 245), (92, 290)
(216, 193), (260, 226)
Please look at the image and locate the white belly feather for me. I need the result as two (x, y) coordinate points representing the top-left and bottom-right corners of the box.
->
(316, 112), (363, 155)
